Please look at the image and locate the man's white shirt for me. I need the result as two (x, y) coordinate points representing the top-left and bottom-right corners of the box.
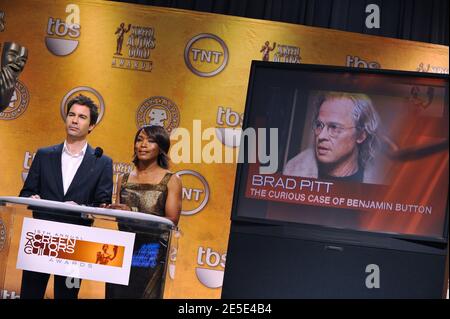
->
(61, 141), (87, 195)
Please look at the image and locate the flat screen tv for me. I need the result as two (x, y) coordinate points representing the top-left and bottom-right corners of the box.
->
(232, 61), (449, 242)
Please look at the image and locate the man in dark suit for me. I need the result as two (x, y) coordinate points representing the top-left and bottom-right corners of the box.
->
(19, 94), (113, 299)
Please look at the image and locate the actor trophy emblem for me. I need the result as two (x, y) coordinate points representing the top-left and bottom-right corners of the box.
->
(114, 23), (131, 56)
(0, 42), (28, 112)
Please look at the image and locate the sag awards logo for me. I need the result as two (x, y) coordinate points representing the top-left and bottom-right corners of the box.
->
(184, 33), (229, 77)
(60, 87), (105, 124)
(22, 229), (121, 267)
(24, 231), (76, 257)
(416, 62), (449, 74)
(112, 162), (133, 198)
(136, 96), (180, 133)
(0, 218), (6, 252)
(196, 246), (225, 289)
(215, 106), (243, 148)
(111, 22), (155, 72)
(45, 15), (80, 56)
(260, 41), (302, 63)
(176, 170), (210, 216)
(0, 81), (29, 120)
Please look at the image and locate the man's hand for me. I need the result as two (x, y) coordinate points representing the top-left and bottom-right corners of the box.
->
(30, 195), (41, 199)
(64, 201), (78, 205)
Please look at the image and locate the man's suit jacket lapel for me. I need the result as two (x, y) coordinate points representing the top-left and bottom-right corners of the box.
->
(51, 143), (65, 198)
(65, 144), (95, 198)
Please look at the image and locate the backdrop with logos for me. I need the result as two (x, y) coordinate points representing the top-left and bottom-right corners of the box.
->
(0, 0), (448, 298)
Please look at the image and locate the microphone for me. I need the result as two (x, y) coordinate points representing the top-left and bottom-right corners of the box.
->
(94, 147), (103, 158)
(93, 147), (103, 170)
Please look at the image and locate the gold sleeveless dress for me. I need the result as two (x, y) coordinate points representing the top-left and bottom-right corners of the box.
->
(106, 172), (173, 299)
(119, 172), (172, 217)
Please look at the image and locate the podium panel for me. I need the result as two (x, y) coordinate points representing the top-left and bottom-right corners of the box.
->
(222, 228), (448, 298)
(0, 197), (177, 299)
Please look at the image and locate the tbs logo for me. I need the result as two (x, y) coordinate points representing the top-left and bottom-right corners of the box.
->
(45, 5), (81, 56)
(196, 246), (226, 289)
(215, 106), (243, 148)
(346, 55), (380, 69)
(1, 290), (20, 299)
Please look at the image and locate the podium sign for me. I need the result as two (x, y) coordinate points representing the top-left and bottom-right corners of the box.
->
(0, 196), (176, 299)
(17, 217), (135, 285)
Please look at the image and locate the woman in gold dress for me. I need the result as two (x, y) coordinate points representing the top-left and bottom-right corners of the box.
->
(104, 125), (182, 298)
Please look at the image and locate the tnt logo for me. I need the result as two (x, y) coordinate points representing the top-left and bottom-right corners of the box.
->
(196, 246), (226, 289)
(184, 33), (229, 77)
(176, 170), (210, 216)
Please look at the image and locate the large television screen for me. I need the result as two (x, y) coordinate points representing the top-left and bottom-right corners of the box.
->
(232, 62), (449, 241)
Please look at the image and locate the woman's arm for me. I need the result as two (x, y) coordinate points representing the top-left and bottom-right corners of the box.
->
(165, 174), (182, 225)
(104, 174), (132, 211)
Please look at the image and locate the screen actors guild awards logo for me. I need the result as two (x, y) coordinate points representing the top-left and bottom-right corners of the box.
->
(0, 218), (6, 252)
(60, 86), (105, 124)
(260, 41), (301, 64)
(1, 41), (28, 114)
(0, 12), (28, 112)
(24, 232), (76, 257)
(273, 44), (301, 63)
(111, 23), (155, 72)
(0, 11), (6, 32)
(416, 62), (449, 74)
(136, 96), (180, 133)
(260, 41), (276, 61)
(0, 80), (29, 120)
(96, 244), (118, 265)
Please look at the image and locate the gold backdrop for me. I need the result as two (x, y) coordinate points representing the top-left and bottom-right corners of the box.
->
(0, 0), (448, 298)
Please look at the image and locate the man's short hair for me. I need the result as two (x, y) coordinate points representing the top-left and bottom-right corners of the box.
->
(312, 91), (381, 168)
(66, 94), (99, 126)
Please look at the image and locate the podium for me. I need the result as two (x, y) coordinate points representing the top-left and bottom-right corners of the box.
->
(0, 196), (177, 299)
